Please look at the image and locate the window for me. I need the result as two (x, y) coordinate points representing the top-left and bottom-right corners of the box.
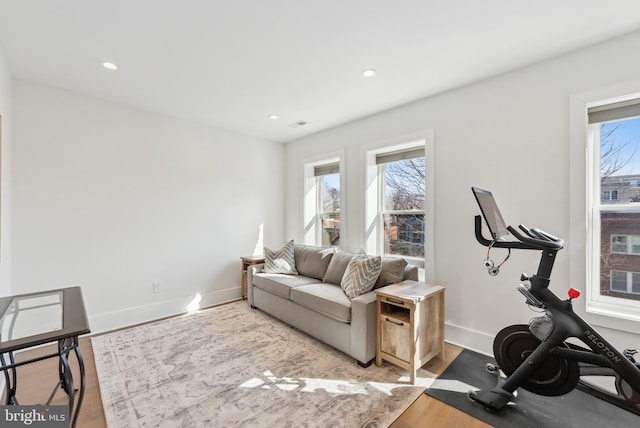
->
(587, 97), (640, 308)
(610, 271), (640, 295)
(377, 148), (425, 262)
(303, 159), (341, 248)
(611, 270), (628, 292)
(611, 235), (640, 254)
(610, 235), (628, 253)
(315, 164), (341, 247)
(603, 189), (620, 202)
(364, 131), (434, 282)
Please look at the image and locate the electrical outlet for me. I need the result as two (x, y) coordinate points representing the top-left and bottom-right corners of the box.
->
(153, 282), (162, 293)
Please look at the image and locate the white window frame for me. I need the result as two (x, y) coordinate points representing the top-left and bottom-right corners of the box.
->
(570, 83), (640, 330)
(303, 155), (343, 248)
(364, 130), (434, 283)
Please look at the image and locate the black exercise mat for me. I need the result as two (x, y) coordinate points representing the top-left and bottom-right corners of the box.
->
(425, 349), (639, 428)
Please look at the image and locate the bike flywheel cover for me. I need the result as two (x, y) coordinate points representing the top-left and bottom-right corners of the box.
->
(493, 324), (579, 396)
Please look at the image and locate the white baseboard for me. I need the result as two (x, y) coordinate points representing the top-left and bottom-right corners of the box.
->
(88, 290), (497, 357)
(444, 321), (494, 356)
(88, 286), (241, 335)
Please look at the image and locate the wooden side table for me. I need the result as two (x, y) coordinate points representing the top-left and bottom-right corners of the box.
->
(241, 255), (265, 299)
(375, 280), (445, 384)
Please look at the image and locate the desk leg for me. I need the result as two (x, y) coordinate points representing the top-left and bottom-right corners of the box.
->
(58, 337), (86, 428)
(0, 352), (18, 405)
(72, 344), (86, 428)
(59, 350), (74, 411)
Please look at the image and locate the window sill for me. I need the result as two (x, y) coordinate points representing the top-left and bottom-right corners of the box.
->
(585, 298), (640, 332)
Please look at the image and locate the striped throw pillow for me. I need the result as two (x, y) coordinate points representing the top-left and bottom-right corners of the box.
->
(264, 240), (298, 274)
(340, 249), (382, 299)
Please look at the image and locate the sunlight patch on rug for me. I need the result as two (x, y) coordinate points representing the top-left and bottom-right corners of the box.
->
(91, 301), (436, 427)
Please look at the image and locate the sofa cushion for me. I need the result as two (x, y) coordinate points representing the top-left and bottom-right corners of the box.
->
(293, 244), (334, 280)
(290, 283), (352, 323)
(341, 250), (382, 299)
(264, 240), (298, 274)
(322, 251), (354, 284)
(253, 273), (321, 300)
(374, 257), (409, 289)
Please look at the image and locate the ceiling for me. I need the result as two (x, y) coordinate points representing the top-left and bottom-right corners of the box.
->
(2, 1), (640, 143)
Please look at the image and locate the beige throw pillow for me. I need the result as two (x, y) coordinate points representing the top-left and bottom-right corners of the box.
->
(264, 240), (298, 274)
(340, 249), (382, 299)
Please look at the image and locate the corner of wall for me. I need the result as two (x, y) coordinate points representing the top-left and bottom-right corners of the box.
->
(0, 41), (12, 298)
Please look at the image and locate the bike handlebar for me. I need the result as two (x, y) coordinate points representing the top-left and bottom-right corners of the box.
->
(508, 225), (564, 250)
(475, 215), (564, 251)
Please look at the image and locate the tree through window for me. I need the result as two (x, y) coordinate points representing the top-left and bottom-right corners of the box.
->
(377, 149), (425, 259)
(315, 163), (340, 247)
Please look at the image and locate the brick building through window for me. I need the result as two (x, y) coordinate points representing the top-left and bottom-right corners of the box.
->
(600, 210), (640, 300)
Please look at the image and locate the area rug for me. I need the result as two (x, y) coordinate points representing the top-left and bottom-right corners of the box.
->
(92, 301), (436, 427)
(425, 349), (639, 427)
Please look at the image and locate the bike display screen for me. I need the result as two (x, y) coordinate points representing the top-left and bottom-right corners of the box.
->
(472, 187), (510, 240)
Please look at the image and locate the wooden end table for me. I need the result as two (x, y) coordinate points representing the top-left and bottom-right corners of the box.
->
(375, 280), (445, 384)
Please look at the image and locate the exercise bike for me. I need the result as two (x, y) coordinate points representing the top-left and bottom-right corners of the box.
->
(468, 187), (640, 416)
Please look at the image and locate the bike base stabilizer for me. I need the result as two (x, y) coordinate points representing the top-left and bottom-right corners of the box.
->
(468, 387), (516, 412)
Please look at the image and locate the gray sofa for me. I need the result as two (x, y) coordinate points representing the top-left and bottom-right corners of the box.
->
(247, 244), (418, 366)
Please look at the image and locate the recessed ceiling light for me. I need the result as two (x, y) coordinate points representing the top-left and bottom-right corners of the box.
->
(362, 69), (376, 77)
(102, 62), (118, 70)
(268, 114), (279, 120)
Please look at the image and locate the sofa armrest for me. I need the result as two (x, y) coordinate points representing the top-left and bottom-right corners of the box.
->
(349, 291), (378, 364)
(246, 263), (264, 306)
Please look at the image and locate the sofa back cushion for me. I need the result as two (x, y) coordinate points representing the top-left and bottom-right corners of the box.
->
(374, 257), (408, 289)
(323, 252), (418, 288)
(294, 244), (334, 280)
(322, 252), (355, 284)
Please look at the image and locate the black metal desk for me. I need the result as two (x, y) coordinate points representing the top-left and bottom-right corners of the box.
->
(0, 287), (90, 428)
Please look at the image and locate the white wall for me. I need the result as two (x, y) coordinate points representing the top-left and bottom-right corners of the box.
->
(285, 30), (640, 354)
(12, 81), (284, 332)
(0, 43), (12, 297)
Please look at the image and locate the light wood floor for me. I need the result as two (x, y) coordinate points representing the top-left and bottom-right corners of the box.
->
(12, 336), (490, 427)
